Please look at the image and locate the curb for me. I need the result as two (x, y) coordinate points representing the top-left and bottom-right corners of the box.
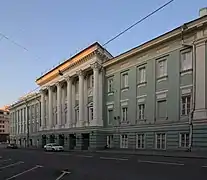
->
(94, 150), (207, 159)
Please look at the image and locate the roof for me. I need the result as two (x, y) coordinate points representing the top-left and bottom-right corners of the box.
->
(36, 42), (112, 82)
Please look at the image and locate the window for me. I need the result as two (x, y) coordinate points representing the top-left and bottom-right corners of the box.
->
(181, 96), (191, 116)
(107, 78), (113, 93)
(88, 107), (93, 121)
(157, 100), (167, 119)
(180, 133), (189, 148)
(136, 134), (145, 149)
(157, 59), (167, 78)
(107, 108), (114, 125)
(120, 134), (128, 148)
(122, 72), (128, 88)
(138, 104), (145, 120)
(181, 50), (192, 71)
(156, 133), (166, 149)
(121, 107), (128, 122)
(138, 67), (146, 83)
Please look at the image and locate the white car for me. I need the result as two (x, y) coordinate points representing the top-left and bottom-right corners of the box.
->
(44, 143), (64, 152)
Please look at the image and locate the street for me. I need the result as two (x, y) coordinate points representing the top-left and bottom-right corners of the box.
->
(0, 148), (207, 180)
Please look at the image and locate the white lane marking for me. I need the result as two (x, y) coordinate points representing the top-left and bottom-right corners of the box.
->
(0, 159), (11, 163)
(5, 165), (43, 180)
(202, 165), (207, 168)
(138, 160), (184, 166)
(0, 161), (24, 170)
(56, 170), (71, 180)
(76, 155), (93, 158)
(100, 157), (128, 161)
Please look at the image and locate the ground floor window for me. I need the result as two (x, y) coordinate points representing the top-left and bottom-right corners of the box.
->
(180, 133), (189, 148)
(136, 134), (145, 149)
(156, 133), (166, 149)
(106, 135), (114, 148)
(120, 134), (128, 149)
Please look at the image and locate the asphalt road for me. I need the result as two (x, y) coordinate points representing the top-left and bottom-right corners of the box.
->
(0, 148), (207, 180)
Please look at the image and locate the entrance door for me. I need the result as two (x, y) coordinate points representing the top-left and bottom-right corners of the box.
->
(59, 134), (64, 146)
(107, 135), (114, 148)
(82, 133), (90, 150)
(42, 135), (46, 148)
(69, 134), (76, 150)
(50, 135), (55, 143)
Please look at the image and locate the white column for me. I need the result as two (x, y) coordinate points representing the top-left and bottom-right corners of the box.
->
(194, 39), (207, 119)
(72, 82), (75, 127)
(66, 76), (72, 127)
(40, 90), (45, 129)
(99, 68), (103, 126)
(56, 82), (62, 128)
(77, 70), (84, 127)
(48, 86), (53, 129)
(84, 75), (88, 126)
(61, 85), (66, 126)
(91, 62), (101, 126)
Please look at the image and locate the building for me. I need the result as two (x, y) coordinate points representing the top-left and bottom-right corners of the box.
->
(0, 106), (10, 142)
(9, 8), (207, 151)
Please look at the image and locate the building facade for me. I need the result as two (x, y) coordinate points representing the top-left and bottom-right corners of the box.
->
(0, 106), (10, 142)
(9, 9), (207, 151)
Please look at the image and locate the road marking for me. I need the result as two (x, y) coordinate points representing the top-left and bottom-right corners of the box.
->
(100, 157), (128, 161)
(5, 165), (43, 180)
(0, 159), (11, 163)
(56, 170), (71, 180)
(0, 161), (24, 170)
(138, 160), (184, 166)
(76, 155), (93, 158)
(202, 165), (207, 168)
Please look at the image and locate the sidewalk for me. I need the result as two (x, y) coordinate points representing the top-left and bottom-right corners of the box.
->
(95, 149), (207, 159)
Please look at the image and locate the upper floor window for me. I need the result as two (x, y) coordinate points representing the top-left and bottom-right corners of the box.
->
(138, 66), (146, 83)
(157, 59), (167, 78)
(107, 78), (113, 93)
(157, 100), (167, 119)
(107, 108), (114, 125)
(181, 95), (191, 116)
(121, 107), (128, 122)
(88, 106), (93, 121)
(181, 50), (192, 71)
(121, 72), (129, 88)
(138, 104), (145, 120)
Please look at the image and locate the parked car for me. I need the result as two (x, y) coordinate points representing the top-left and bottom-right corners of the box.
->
(44, 143), (64, 152)
(7, 143), (18, 149)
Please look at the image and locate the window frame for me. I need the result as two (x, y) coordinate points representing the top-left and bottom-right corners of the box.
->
(156, 133), (166, 150)
(181, 95), (191, 116)
(180, 49), (192, 72)
(179, 133), (190, 148)
(138, 66), (146, 84)
(121, 107), (128, 122)
(107, 106), (114, 125)
(107, 78), (114, 93)
(138, 104), (145, 120)
(120, 134), (128, 149)
(136, 134), (145, 149)
(157, 99), (167, 120)
(121, 72), (129, 89)
(157, 58), (167, 78)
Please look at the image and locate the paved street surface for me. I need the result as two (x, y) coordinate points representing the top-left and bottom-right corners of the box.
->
(0, 148), (207, 180)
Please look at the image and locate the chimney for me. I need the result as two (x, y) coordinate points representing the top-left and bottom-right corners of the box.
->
(199, 7), (207, 17)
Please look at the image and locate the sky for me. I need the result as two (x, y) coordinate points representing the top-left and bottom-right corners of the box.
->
(0, 0), (206, 107)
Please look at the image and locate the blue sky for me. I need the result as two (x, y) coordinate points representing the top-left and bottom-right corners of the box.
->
(0, 0), (206, 107)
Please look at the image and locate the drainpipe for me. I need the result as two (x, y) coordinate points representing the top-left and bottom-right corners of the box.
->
(181, 25), (196, 152)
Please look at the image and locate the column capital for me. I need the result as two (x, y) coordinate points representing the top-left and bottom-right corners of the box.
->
(90, 62), (102, 70)
(64, 75), (71, 82)
(76, 69), (85, 77)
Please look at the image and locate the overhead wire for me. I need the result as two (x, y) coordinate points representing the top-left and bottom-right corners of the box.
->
(4, 0), (174, 105)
